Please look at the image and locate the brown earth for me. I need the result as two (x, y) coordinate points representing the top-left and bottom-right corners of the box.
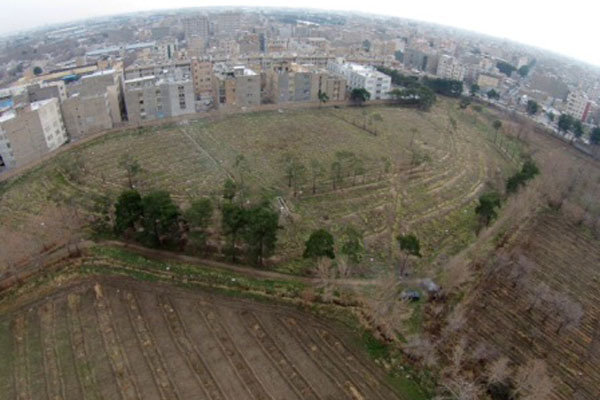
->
(0, 276), (401, 400)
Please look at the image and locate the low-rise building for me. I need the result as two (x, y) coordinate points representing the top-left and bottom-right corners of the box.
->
(327, 61), (391, 100)
(477, 73), (502, 89)
(0, 98), (67, 170)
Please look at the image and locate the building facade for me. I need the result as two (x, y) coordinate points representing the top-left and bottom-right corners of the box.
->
(565, 91), (592, 122)
(0, 98), (67, 170)
(124, 76), (195, 124)
(327, 61), (391, 100)
(213, 64), (261, 107)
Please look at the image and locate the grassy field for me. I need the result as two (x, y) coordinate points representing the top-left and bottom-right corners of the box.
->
(0, 99), (516, 278)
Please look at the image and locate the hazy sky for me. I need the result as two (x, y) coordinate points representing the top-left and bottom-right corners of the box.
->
(1, 0), (598, 66)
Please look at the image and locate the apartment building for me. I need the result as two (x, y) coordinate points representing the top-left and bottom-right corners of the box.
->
(0, 98), (67, 170)
(436, 55), (465, 81)
(26, 81), (67, 103)
(266, 63), (346, 104)
(215, 13), (241, 36)
(191, 59), (214, 100)
(565, 91), (592, 122)
(327, 61), (391, 100)
(182, 16), (209, 39)
(124, 61), (192, 81)
(213, 64), (261, 107)
(123, 75), (195, 124)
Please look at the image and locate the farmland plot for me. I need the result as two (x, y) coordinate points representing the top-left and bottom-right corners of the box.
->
(463, 213), (600, 400)
(0, 277), (402, 400)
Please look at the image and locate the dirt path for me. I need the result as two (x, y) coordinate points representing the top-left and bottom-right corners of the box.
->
(95, 240), (383, 288)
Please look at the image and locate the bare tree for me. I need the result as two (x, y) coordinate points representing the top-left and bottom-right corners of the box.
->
(553, 294), (584, 334)
(486, 356), (511, 385)
(439, 377), (483, 400)
(513, 359), (554, 400)
(404, 335), (439, 368)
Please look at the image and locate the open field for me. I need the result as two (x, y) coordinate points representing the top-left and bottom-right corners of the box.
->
(0, 99), (516, 275)
(0, 276), (407, 400)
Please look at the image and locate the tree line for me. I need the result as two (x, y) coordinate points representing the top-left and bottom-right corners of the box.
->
(475, 159), (539, 229)
(112, 179), (280, 267)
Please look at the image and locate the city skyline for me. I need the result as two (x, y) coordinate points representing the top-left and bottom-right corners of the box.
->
(1, 0), (599, 68)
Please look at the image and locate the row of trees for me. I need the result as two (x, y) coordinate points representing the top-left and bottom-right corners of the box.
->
(302, 227), (421, 277)
(113, 180), (281, 266)
(281, 151), (385, 195)
(422, 77), (464, 98)
(475, 160), (539, 229)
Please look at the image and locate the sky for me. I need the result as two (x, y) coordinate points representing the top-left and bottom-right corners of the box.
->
(0, 0), (598, 66)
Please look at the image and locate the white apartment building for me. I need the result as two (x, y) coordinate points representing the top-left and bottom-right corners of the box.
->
(436, 55), (465, 81)
(327, 61), (391, 100)
(0, 98), (67, 170)
(565, 91), (591, 122)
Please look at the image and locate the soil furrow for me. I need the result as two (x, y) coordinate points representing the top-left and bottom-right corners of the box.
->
(158, 295), (226, 400)
(122, 291), (180, 400)
(12, 315), (31, 400)
(238, 310), (321, 400)
(39, 302), (66, 400)
(196, 301), (272, 400)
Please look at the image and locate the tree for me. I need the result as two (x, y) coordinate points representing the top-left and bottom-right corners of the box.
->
(492, 120), (502, 142)
(423, 77), (463, 98)
(496, 61), (516, 77)
(547, 111), (555, 122)
(513, 359), (553, 400)
(303, 229), (335, 259)
(33, 66), (43, 76)
(223, 178), (237, 202)
(487, 89), (500, 100)
(475, 192), (501, 227)
(309, 159), (324, 194)
(558, 113), (574, 133)
(470, 84), (480, 97)
(350, 88), (370, 106)
(317, 90), (329, 107)
(573, 120), (584, 139)
(114, 190), (143, 235)
(184, 198), (213, 250)
(243, 204), (279, 266)
(221, 202), (247, 262)
(518, 65), (530, 78)
(282, 153), (306, 196)
(330, 160), (342, 190)
(459, 97), (471, 109)
(394, 50), (403, 62)
(119, 153), (143, 189)
(591, 127), (600, 145)
(340, 226), (363, 264)
(526, 100), (539, 116)
(397, 233), (421, 274)
(139, 191), (181, 248)
(362, 39), (371, 52)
